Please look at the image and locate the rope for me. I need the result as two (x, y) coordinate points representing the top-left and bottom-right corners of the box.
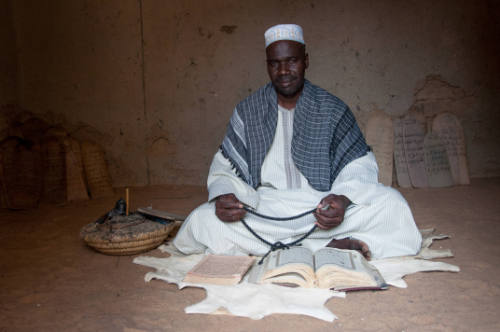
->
(241, 206), (318, 264)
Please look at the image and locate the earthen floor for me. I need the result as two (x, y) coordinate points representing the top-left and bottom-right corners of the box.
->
(1, 179), (499, 331)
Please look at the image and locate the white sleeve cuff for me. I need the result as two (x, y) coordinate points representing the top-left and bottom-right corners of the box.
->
(207, 150), (259, 209)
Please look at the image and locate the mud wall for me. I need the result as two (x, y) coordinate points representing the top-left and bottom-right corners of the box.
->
(6, 0), (500, 186)
(0, 0), (17, 106)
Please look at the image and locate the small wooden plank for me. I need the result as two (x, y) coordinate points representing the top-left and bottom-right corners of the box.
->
(137, 207), (187, 221)
(423, 132), (454, 187)
(402, 115), (428, 188)
(432, 113), (470, 185)
(365, 111), (394, 186)
(393, 118), (412, 188)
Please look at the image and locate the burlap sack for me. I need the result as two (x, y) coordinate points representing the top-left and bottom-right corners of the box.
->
(41, 136), (66, 204)
(64, 137), (89, 202)
(0, 137), (42, 209)
(81, 141), (114, 198)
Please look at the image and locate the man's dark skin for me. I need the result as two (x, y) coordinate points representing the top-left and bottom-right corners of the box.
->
(215, 40), (371, 259)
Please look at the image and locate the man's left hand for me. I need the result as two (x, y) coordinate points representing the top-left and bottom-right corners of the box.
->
(314, 194), (351, 230)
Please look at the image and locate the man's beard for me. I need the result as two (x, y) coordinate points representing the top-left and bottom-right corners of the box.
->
(273, 75), (304, 97)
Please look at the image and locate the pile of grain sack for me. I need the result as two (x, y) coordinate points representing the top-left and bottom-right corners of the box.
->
(0, 111), (114, 209)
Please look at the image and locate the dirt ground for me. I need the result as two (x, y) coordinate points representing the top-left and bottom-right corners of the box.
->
(1, 178), (499, 332)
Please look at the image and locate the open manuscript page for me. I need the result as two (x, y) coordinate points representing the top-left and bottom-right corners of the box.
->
(314, 247), (355, 270)
(248, 246), (316, 287)
(315, 248), (386, 290)
(249, 247), (386, 290)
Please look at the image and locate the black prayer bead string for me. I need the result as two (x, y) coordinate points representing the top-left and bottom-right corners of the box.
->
(243, 206), (316, 221)
(241, 206), (318, 264)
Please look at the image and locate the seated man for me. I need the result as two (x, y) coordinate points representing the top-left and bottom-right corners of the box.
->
(173, 24), (422, 260)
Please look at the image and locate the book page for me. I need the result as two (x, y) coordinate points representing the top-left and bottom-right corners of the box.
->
(351, 252), (386, 287)
(247, 258), (268, 284)
(314, 247), (354, 271)
(247, 247), (315, 287)
(247, 249), (283, 284)
(277, 246), (314, 269)
(315, 248), (386, 290)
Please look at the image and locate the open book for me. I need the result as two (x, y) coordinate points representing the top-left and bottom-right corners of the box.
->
(183, 254), (255, 285)
(248, 246), (387, 291)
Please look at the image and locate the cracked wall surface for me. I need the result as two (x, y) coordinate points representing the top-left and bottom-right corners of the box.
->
(3, 0), (500, 186)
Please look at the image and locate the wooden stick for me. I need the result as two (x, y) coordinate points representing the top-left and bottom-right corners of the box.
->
(125, 188), (130, 216)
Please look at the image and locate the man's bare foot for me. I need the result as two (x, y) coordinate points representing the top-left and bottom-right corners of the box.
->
(327, 237), (372, 260)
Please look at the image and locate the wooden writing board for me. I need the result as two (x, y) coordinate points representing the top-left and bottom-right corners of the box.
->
(423, 132), (454, 187)
(365, 111), (394, 186)
(402, 115), (428, 188)
(432, 113), (470, 185)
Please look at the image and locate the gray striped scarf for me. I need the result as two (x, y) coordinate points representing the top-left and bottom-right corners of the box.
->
(220, 80), (369, 192)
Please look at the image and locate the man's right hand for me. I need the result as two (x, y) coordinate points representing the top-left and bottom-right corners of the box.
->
(215, 193), (246, 222)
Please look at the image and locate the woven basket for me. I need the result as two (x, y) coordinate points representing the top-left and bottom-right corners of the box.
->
(81, 141), (114, 198)
(64, 137), (89, 202)
(80, 213), (175, 255)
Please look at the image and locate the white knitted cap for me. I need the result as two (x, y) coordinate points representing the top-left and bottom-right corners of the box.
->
(264, 24), (305, 48)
